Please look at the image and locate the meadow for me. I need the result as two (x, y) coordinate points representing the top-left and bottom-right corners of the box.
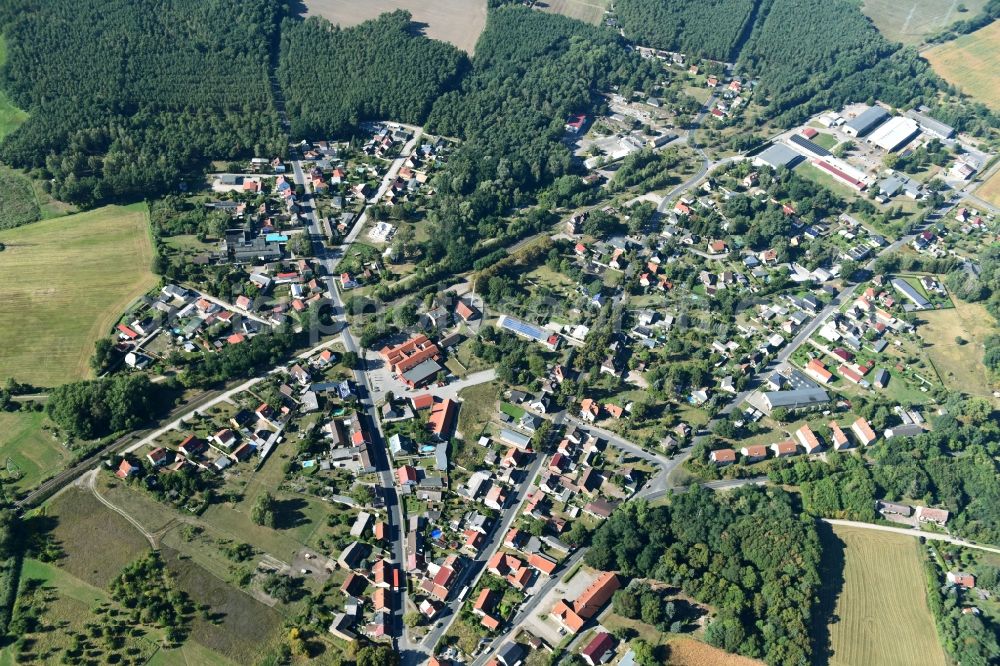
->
(0, 204), (157, 387)
(823, 525), (946, 666)
(535, 0), (610, 25)
(924, 20), (1000, 111)
(0, 167), (40, 229)
(919, 299), (998, 398)
(860, 0), (987, 45)
(303, 0), (487, 53)
(0, 410), (72, 494)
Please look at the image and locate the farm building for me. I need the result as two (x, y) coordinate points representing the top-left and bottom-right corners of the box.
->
(868, 116), (920, 152)
(754, 143), (804, 169)
(844, 106), (889, 137)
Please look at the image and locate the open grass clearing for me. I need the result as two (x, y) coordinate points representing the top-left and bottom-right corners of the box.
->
(918, 298), (998, 397)
(0, 203), (157, 387)
(924, 20), (1000, 111)
(822, 525), (945, 666)
(302, 0), (487, 54)
(535, 0), (609, 25)
(860, 0), (987, 45)
(0, 410), (73, 493)
(44, 486), (151, 588)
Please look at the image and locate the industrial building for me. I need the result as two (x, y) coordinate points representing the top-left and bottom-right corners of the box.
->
(843, 106), (889, 137)
(753, 143), (804, 169)
(867, 116), (920, 152)
(904, 108), (955, 140)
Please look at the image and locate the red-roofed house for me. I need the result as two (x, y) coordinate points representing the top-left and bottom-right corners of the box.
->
(116, 459), (140, 479)
(796, 425), (822, 453)
(851, 417), (877, 446)
(147, 447), (169, 467)
(581, 632), (616, 666)
(397, 465), (418, 486)
(429, 399), (456, 439)
(710, 448), (736, 465)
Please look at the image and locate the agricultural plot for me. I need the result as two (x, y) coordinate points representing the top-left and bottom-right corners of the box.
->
(860, 0), (987, 45)
(924, 21), (1000, 111)
(665, 638), (765, 666)
(535, 0), (610, 25)
(976, 167), (1000, 208)
(0, 204), (157, 387)
(303, 0), (488, 53)
(823, 526), (946, 666)
(919, 299), (998, 397)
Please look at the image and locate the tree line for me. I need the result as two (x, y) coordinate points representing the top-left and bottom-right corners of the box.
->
(586, 486), (822, 666)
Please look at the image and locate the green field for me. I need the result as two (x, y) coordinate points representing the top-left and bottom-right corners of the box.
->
(0, 410), (72, 493)
(822, 525), (946, 666)
(860, 0), (987, 45)
(0, 204), (158, 387)
(0, 36), (28, 140)
(925, 20), (1000, 111)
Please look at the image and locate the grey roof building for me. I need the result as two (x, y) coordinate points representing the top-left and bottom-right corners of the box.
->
(754, 143), (804, 169)
(904, 108), (955, 140)
(844, 106), (889, 137)
(762, 387), (830, 412)
(891, 278), (931, 309)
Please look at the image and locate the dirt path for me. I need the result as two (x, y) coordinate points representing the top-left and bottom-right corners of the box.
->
(85, 469), (158, 548)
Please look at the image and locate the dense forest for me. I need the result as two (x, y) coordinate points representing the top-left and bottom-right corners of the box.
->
(46, 375), (163, 439)
(586, 487), (821, 666)
(615, 0), (756, 61)
(0, 0), (285, 206)
(277, 12), (468, 138)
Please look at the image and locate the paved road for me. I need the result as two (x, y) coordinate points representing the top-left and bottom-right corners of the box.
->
(822, 519), (1000, 555)
(292, 153), (415, 655)
(421, 449), (549, 652)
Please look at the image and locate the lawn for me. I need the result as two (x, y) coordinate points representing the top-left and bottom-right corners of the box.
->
(976, 167), (1000, 208)
(0, 410), (73, 493)
(457, 381), (498, 441)
(0, 36), (28, 141)
(924, 20), (1000, 111)
(0, 204), (158, 387)
(860, 0), (987, 45)
(44, 487), (151, 588)
(811, 132), (839, 150)
(918, 299), (998, 397)
(822, 525), (946, 666)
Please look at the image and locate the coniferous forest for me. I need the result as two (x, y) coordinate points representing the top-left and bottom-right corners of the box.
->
(0, 0), (285, 207)
(277, 11), (469, 138)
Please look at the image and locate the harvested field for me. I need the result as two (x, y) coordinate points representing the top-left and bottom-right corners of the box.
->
(823, 525), (946, 666)
(535, 0), (609, 25)
(924, 21), (1000, 111)
(976, 167), (1000, 208)
(861, 0), (987, 45)
(302, 0), (487, 53)
(919, 299), (998, 397)
(666, 637), (764, 666)
(0, 203), (157, 387)
(45, 487), (151, 588)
